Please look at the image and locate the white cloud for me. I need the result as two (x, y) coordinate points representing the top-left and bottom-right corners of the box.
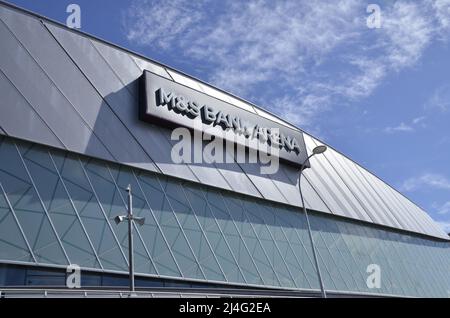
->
(431, 0), (450, 35)
(433, 201), (450, 215)
(412, 116), (426, 124)
(401, 173), (450, 192)
(382, 2), (434, 70)
(123, 0), (450, 129)
(383, 122), (414, 134)
(383, 115), (427, 134)
(122, 0), (207, 49)
(436, 221), (450, 233)
(425, 84), (450, 112)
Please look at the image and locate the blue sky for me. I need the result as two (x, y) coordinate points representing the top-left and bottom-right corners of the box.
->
(7, 0), (450, 233)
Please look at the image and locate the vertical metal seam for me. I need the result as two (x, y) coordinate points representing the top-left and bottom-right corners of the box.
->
(310, 138), (375, 223)
(332, 153), (401, 228)
(307, 150), (368, 222)
(352, 164), (407, 229)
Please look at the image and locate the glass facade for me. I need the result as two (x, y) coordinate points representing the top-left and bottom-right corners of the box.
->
(0, 135), (449, 297)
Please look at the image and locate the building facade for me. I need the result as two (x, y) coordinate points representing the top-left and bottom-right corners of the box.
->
(0, 1), (449, 297)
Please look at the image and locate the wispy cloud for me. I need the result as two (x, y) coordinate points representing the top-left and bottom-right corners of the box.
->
(400, 173), (450, 192)
(123, 0), (450, 130)
(122, 0), (208, 49)
(431, 0), (450, 37)
(433, 201), (450, 215)
(412, 116), (426, 124)
(383, 116), (427, 134)
(436, 221), (450, 234)
(425, 84), (450, 112)
(383, 122), (414, 134)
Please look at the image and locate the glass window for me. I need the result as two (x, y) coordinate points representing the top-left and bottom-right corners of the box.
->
(52, 151), (127, 271)
(0, 186), (33, 262)
(183, 184), (246, 285)
(137, 173), (203, 280)
(204, 188), (264, 286)
(163, 180), (225, 282)
(19, 143), (101, 269)
(0, 139), (67, 265)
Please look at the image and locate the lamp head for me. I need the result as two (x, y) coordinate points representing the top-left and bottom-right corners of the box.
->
(312, 145), (327, 155)
(114, 215), (126, 224)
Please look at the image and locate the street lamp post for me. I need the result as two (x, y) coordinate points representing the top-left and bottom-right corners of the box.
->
(298, 145), (327, 298)
(114, 185), (145, 293)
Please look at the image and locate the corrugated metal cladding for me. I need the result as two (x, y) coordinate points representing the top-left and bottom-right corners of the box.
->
(0, 2), (447, 240)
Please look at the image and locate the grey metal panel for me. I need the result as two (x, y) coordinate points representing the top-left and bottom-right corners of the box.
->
(387, 186), (442, 237)
(266, 166), (302, 206)
(0, 1), (446, 239)
(303, 135), (371, 222)
(92, 38), (263, 192)
(0, 69), (63, 148)
(321, 142), (402, 229)
(163, 128), (232, 189)
(131, 55), (172, 80)
(302, 164), (348, 218)
(333, 150), (405, 229)
(93, 39), (231, 185)
(267, 163), (302, 206)
(0, 19), (111, 160)
(0, 7), (122, 162)
(408, 204), (448, 238)
(279, 164), (332, 212)
(236, 150), (289, 204)
(381, 180), (431, 234)
(134, 124), (199, 182)
(213, 149), (262, 197)
(350, 163), (411, 230)
(399, 196), (445, 238)
(387, 186), (433, 235)
(42, 21), (160, 173)
(357, 166), (421, 234)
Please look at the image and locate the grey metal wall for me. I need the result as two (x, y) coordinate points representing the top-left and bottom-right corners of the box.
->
(0, 2), (447, 240)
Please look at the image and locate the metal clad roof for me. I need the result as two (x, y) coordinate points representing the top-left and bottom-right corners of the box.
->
(0, 2), (447, 240)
